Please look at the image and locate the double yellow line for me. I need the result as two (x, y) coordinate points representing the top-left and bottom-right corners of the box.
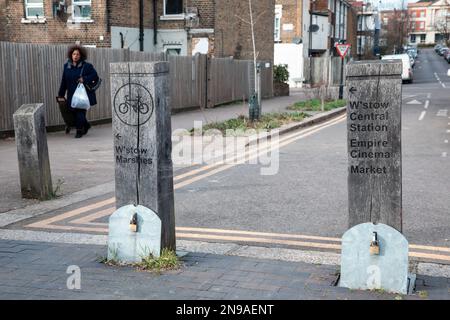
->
(174, 114), (347, 188)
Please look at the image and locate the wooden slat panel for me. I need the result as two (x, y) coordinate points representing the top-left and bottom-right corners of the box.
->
(0, 42), (273, 132)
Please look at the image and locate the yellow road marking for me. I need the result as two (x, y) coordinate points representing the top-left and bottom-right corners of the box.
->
(30, 113), (450, 261)
(28, 115), (346, 229)
(70, 208), (115, 225)
(26, 198), (115, 229)
(174, 114), (346, 182)
(28, 223), (108, 233)
(176, 227), (342, 242)
(176, 232), (342, 250)
(174, 115), (346, 189)
(409, 251), (450, 262)
(24, 221), (450, 261)
(409, 244), (450, 254)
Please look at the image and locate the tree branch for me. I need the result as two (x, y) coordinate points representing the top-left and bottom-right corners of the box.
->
(235, 14), (251, 25)
(253, 10), (267, 25)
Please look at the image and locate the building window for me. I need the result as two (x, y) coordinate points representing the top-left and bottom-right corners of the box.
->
(357, 36), (363, 55)
(274, 5), (282, 42)
(420, 34), (426, 43)
(166, 48), (181, 55)
(410, 34), (416, 43)
(420, 21), (425, 29)
(72, 0), (91, 19)
(164, 0), (183, 15)
(420, 11), (425, 18)
(24, 0), (44, 18)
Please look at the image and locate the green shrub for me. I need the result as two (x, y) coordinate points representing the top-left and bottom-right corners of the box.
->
(273, 64), (289, 83)
(288, 99), (347, 111)
(191, 112), (309, 134)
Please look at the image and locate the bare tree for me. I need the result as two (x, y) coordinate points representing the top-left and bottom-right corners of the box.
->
(234, 0), (268, 121)
(434, 7), (450, 46)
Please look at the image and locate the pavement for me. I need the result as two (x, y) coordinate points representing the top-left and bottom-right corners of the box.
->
(1, 88), (450, 301)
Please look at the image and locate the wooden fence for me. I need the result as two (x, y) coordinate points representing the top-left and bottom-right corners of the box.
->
(0, 41), (273, 132)
(305, 56), (349, 86)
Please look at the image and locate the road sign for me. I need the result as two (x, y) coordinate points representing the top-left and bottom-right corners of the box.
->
(336, 44), (351, 58)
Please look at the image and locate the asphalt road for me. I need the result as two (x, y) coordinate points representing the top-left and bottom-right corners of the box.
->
(175, 48), (450, 248)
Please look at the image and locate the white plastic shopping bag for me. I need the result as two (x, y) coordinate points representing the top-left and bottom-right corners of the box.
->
(71, 83), (90, 110)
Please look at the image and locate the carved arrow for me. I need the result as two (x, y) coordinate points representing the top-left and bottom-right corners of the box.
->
(115, 133), (122, 140)
(349, 87), (357, 95)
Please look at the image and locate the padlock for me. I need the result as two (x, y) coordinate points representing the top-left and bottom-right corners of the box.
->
(129, 213), (138, 232)
(370, 231), (380, 255)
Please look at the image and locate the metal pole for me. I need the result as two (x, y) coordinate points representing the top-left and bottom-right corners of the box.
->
(309, 0), (313, 85)
(339, 56), (344, 99)
(139, 0), (144, 51)
(248, 0), (259, 121)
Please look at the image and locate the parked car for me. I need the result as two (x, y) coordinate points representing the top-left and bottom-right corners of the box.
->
(435, 44), (444, 53)
(381, 54), (413, 83)
(407, 47), (418, 59)
(445, 50), (450, 63)
(408, 54), (415, 68)
(438, 47), (449, 56)
(406, 50), (416, 67)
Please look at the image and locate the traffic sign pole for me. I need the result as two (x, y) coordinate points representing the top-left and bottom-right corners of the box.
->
(339, 56), (344, 99)
(335, 44), (350, 100)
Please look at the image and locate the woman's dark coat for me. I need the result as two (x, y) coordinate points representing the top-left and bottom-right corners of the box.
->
(58, 59), (98, 108)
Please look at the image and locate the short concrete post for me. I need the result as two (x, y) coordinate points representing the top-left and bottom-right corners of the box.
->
(108, 204), (162, 263)
(110, 62), (175, 251)
(13, 103), (52, 200)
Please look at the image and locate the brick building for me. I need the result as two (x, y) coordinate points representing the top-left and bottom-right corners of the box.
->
(379, 9), (409, 53)
(274, 0), (304, 44)
(273, 0), (354, 57)
(0, 0), (274, 61)
(407, 0), (450, 45)
(349, 1), (380, 58)
(214, 0), (274, 61)
(0, 0), (110, 47)
(306, 0), (353, 57)
(346, 2), (358, 57)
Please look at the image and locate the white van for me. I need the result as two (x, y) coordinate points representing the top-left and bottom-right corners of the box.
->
(381, 54), (413, 83)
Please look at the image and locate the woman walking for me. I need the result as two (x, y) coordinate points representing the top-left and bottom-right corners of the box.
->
(58, 45), (98, 138)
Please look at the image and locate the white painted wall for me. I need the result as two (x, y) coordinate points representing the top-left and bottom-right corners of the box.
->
(111, 27), (188, 55)
(274, 43), (304, 88)
(157, 29), (188, 55)
(192, 38), (209, 55)
(111, 26), (155, 51)
(311, 15), (329, 51)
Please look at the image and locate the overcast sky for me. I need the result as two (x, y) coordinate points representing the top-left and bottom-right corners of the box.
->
(375, 0), (419, 10)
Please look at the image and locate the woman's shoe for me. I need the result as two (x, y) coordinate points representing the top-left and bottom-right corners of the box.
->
(83, 122), (91, 135)
(65, 126), (71, 134)
(75, 130), (83, 138)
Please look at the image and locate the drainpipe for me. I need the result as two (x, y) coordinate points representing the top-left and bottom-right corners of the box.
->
(139, 0), (144, 51)
(153, 0), (158, 46)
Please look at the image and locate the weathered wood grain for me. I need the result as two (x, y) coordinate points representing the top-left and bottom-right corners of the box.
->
(13, 103), (52, 200)
(0, 41), (274, 132)
(111, 62), (175, 250)
(346, 60), (403, 232)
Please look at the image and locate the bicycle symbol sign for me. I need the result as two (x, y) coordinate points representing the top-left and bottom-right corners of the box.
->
(113, 83), (154, 126)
